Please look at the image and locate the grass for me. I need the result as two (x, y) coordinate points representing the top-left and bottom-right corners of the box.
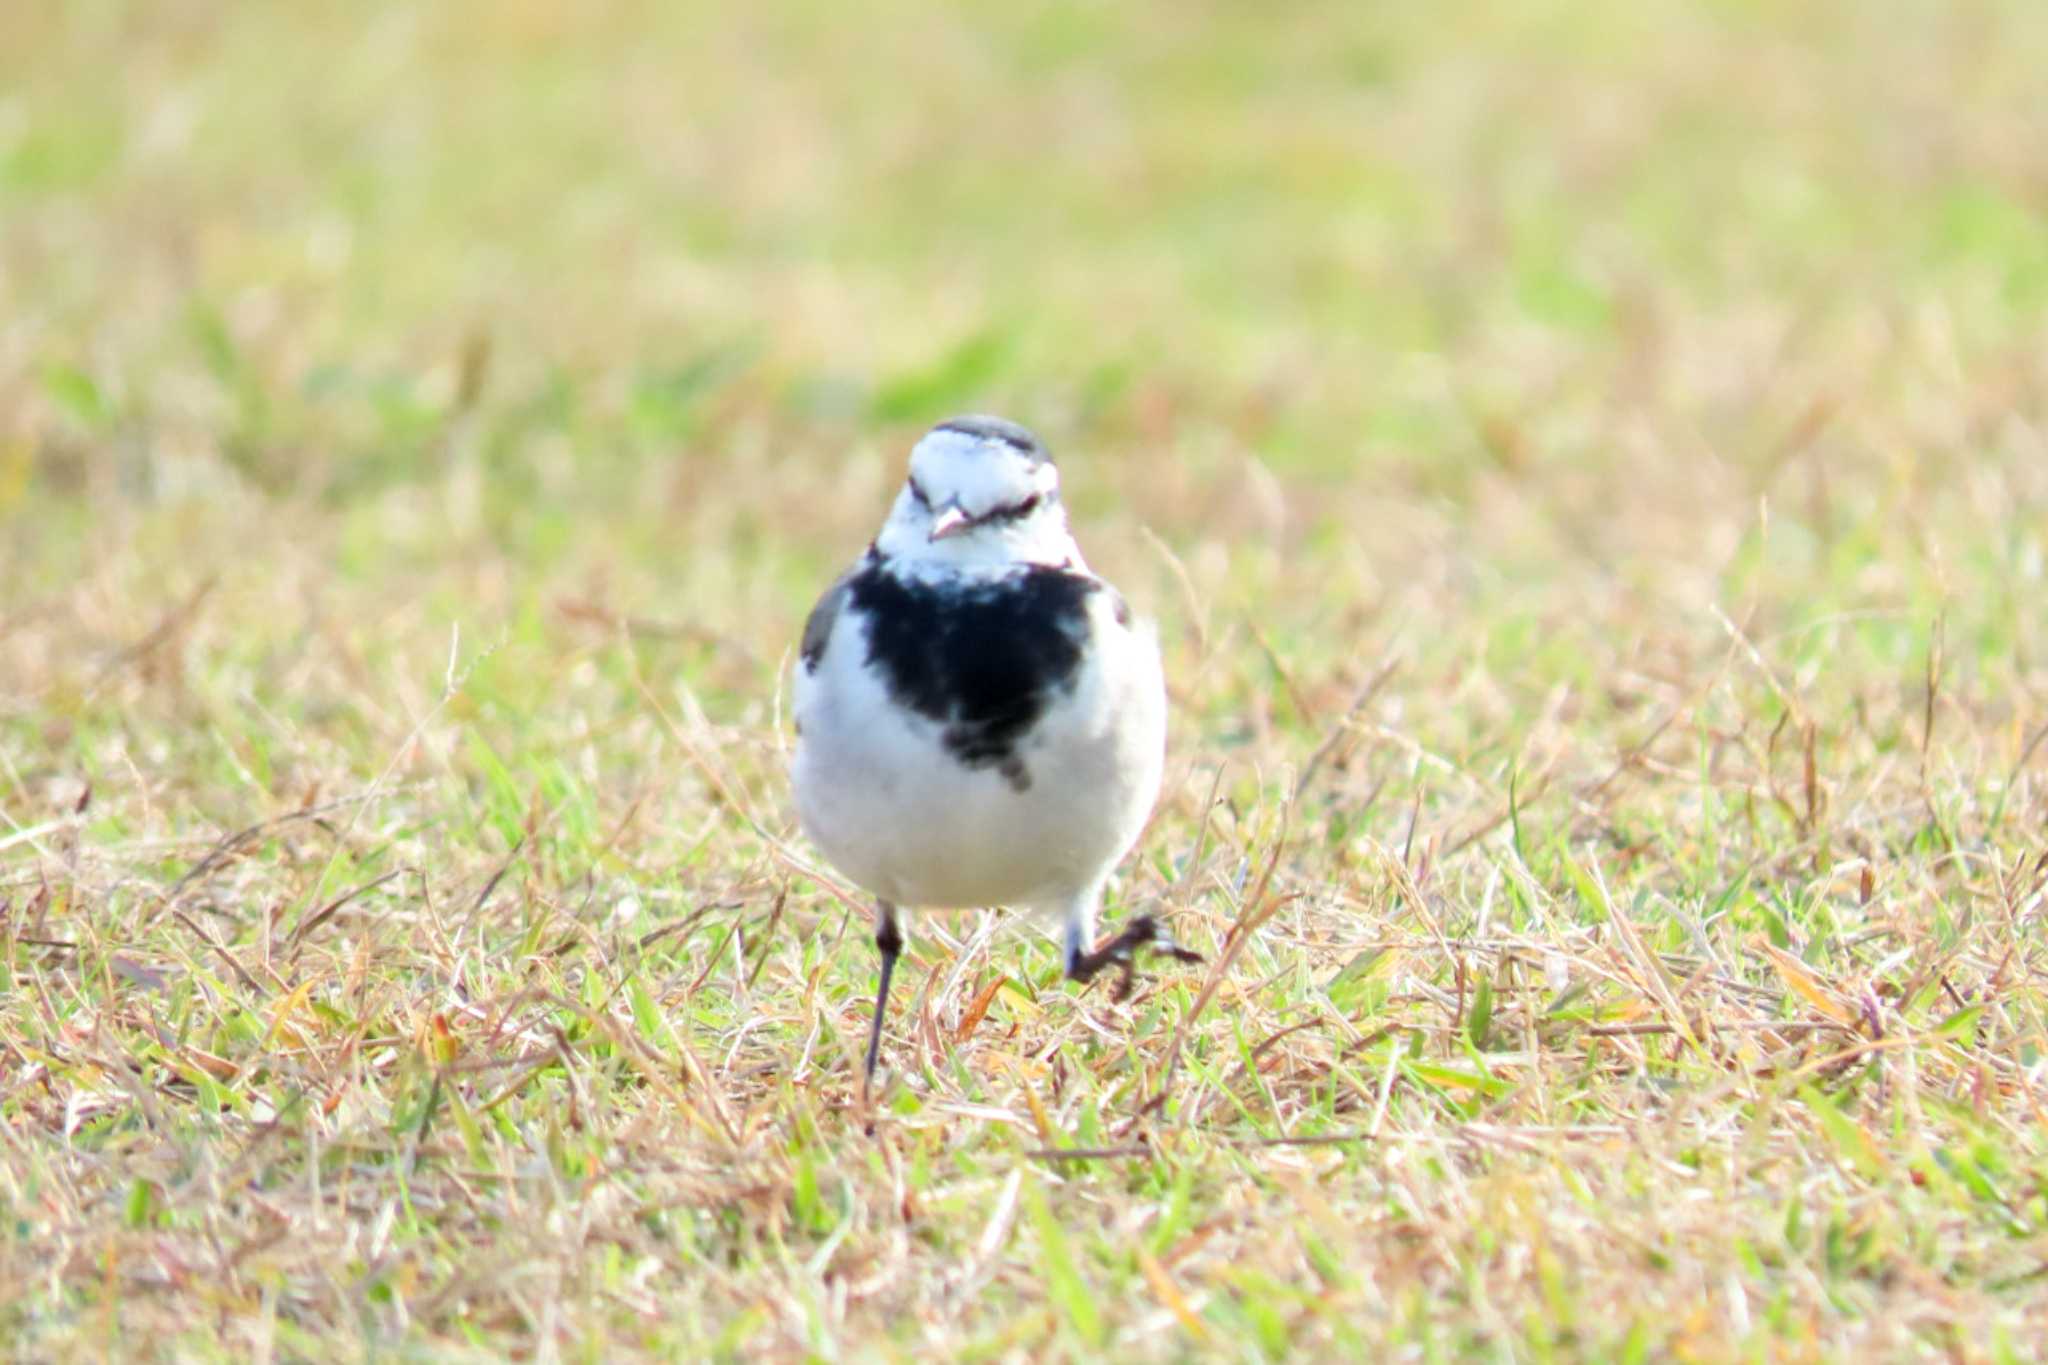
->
(4, 0), (2048, 1358)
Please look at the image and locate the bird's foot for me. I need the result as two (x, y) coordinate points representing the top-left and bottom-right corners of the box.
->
(1066, 914), (1204, 1001)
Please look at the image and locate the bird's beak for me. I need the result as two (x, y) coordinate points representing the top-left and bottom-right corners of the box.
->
(928, 503), (974, 541)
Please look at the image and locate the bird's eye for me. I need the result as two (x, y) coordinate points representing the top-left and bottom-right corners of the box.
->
(907, 479), (931, 507)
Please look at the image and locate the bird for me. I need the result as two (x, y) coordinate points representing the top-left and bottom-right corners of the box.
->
(791, 414), (1202, 1089)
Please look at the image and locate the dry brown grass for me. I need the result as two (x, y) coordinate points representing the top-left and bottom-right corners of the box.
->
(6, 1), (2048, 1359)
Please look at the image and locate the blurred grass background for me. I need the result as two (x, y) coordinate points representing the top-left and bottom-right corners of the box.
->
(4, 1), (2048, 1359)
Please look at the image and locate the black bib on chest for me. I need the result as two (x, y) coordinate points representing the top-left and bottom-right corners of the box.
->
(847, 562), (1098, 790)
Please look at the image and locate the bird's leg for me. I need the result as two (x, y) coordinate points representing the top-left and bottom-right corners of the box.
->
(1065, 910), (1203, 1002)
(863, 900), (903, 1095)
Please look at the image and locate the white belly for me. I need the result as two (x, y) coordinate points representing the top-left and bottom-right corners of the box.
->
(791, 592), (1165, 914)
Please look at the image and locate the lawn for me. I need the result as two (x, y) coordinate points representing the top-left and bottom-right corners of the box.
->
(4, 1), (2047, 1358)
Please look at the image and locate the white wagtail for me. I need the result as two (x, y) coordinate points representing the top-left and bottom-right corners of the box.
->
(792, 415), (1202, 1087)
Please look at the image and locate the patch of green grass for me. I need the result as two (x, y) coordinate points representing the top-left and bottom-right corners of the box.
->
(5, 0), (2048, 1358)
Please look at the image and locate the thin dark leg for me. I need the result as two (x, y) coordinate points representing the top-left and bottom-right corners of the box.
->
(1065, 914), (1204, 1001)
(863, 901), (903, 1093)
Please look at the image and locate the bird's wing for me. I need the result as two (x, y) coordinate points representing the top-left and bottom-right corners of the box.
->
(800, 574), (852, 673)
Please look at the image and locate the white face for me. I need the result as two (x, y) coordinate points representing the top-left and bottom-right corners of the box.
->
(873, 423), (1083, 570)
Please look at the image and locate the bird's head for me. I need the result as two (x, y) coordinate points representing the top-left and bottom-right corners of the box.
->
(874, 416), (1081, 570)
